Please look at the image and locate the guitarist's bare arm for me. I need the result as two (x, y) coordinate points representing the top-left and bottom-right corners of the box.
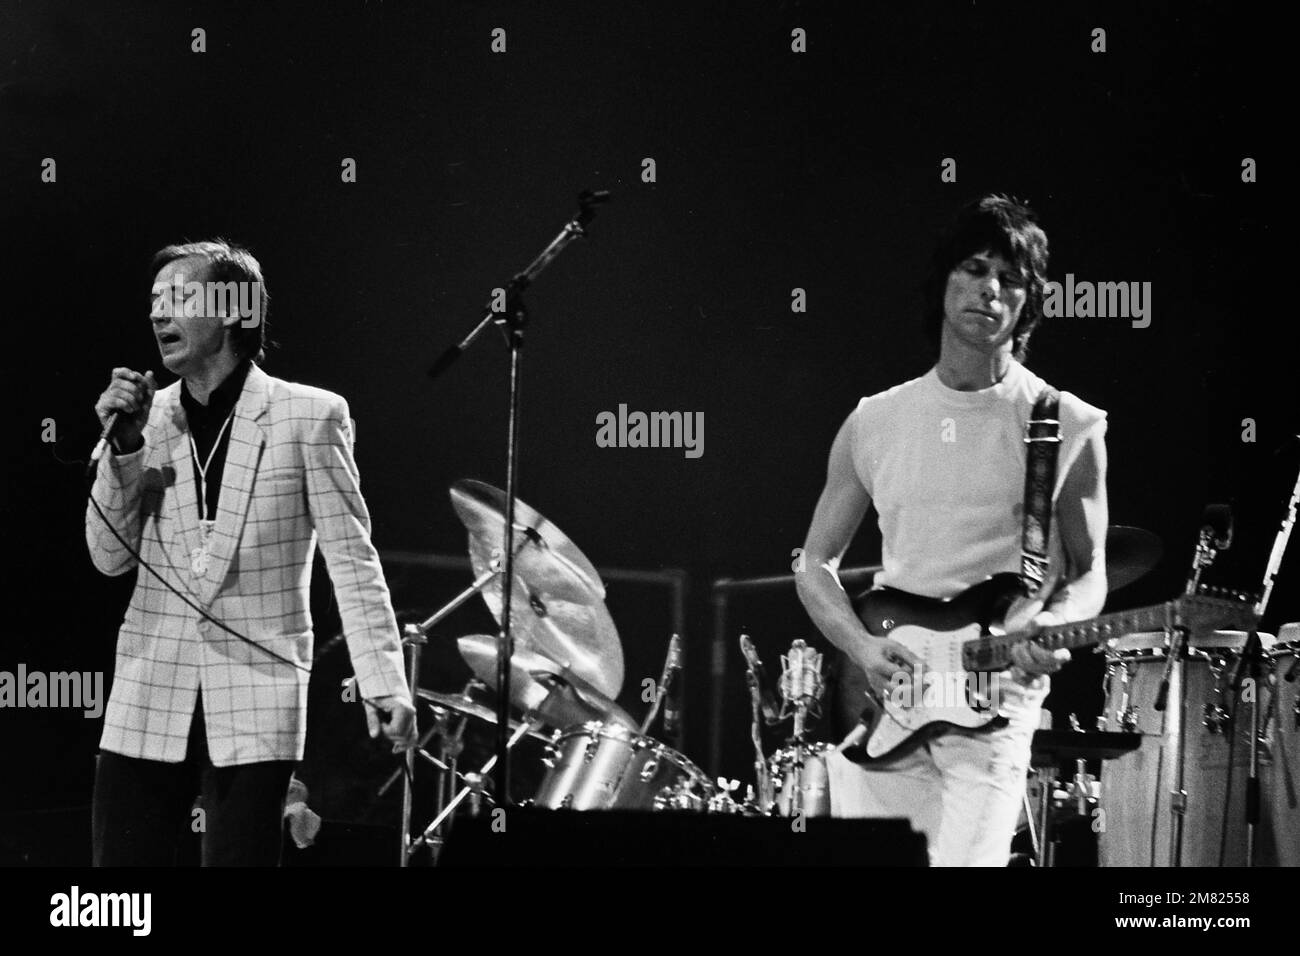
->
(795, 414), (920, 692)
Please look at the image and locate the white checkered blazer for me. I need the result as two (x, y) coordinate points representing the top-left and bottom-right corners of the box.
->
(85, 364), (410, 766)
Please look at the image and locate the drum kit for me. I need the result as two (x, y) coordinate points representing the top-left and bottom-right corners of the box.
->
(393, 479), (855, 863)
(391, 469), (1298, 867)
(395, 479), (721, 864)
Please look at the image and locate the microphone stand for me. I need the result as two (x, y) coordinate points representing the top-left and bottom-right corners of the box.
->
(1232, 450), (1299, 865)
(640, 634), (682, 738)
(1254, 445), (1300, 621)
(1234, 630), (1265, 865)
(428, 190), (610, 802)
(777, 640), (823, 818)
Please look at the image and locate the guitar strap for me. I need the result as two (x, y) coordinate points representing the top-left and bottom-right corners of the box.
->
(1020, 387), (1061, 596)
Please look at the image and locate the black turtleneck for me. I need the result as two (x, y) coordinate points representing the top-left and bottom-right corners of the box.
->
(180, 359), (252, 520)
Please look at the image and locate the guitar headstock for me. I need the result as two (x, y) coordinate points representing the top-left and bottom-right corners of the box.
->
(1178, 587), (1260, 632)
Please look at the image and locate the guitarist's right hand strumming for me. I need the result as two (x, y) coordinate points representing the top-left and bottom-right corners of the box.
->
(853, 639), (921, 702)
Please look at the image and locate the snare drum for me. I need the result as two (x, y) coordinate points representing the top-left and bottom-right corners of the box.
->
(533, 721), (714, 811)
(1098, 630), (1275, 866)
(768, 742), (833, 817)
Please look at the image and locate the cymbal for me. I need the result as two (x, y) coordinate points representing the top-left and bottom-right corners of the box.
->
(450, 479), (624, 698)
(450, 479), (604, 605)
(457, 633), (636, 731)
(415, 686), (553, 742)
(1106, 526), (1163, 592)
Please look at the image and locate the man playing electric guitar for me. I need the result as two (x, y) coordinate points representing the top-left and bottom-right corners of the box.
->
(795, 195), (1109, 866)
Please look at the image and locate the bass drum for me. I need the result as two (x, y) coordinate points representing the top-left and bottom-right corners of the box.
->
(533, 721), (714, 811)
(1098, 630), (1276, 866)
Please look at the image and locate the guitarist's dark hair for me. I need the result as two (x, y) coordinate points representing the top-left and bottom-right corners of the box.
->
(922, 194), (1050, 362)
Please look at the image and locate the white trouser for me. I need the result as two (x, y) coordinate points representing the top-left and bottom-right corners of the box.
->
(826, 673), (1047, 867)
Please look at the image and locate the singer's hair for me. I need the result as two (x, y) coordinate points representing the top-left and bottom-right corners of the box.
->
(922, 194), (1050, 362)
(150, 238), (271, 364)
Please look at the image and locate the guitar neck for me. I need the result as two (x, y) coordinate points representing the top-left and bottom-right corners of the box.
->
(962, 594), (1252, 671)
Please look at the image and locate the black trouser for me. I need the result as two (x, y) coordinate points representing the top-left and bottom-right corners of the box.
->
(92, 699), (296, 866)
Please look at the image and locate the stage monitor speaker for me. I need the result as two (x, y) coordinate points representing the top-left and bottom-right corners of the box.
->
(438, 808), (928, 866)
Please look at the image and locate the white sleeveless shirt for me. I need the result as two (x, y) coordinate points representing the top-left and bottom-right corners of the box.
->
(848, 359), (1106, 599)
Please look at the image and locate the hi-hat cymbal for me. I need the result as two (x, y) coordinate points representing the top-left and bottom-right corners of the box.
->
(457, 633), (636, 731)
(1106, 526), (1163, 592)
(415, 685), (552, 742)
(450, 479), (624, 697)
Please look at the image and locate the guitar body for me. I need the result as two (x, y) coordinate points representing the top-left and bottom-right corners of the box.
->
(840, 574), (1257, 764)
(847, 573), (1025, 763)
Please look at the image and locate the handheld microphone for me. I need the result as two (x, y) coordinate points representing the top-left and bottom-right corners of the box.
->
(87, 412), (120, 477)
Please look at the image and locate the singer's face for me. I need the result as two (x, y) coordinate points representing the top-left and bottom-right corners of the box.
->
(150, 256), (237, 375)
(942, 250), (1027, 352)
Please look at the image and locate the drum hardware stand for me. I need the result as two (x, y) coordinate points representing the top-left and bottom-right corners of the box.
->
(1202, 651), (1232, 734)
(1030, 767), (1055, 867)
(390, 632), (473, 866)
(1028, 717), (1101, 867)
(744, 670), (774, 811)
(427, 189), (611, 801)
(390, 526), (538, 860)
(1028, 759), (1099, 869)
(1101, 656), (1139, 733)
(408, 717), (541, 860)
(1021, 786), (1041, 861)
(708, 778), (744, 813)
(738, 633), (778, 812)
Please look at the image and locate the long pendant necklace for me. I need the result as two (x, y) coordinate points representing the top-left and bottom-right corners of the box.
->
(189, 410), (237, 576)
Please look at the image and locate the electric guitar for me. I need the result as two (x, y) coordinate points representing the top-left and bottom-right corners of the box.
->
(845, 573), (1258, 763)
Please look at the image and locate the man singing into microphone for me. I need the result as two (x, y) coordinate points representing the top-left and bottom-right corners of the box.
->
(86, 239), (416, 865)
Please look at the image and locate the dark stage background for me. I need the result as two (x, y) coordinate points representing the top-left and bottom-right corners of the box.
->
(1, 1), (1294, 859)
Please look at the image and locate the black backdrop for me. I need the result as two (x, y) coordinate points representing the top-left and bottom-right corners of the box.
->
(1, 1), (1294, 836)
